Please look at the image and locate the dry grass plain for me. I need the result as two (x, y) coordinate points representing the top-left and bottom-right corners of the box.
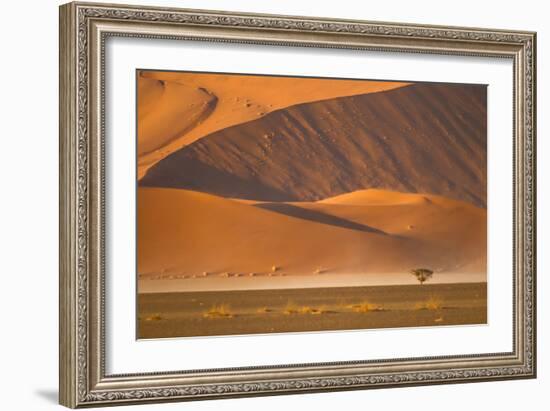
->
(138, 282), (487, 338)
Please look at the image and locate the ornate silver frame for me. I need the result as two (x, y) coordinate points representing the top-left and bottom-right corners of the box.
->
(59, 1), (536, 408)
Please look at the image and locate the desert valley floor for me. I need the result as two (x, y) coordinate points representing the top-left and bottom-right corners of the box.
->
(139, 283), (487, 338)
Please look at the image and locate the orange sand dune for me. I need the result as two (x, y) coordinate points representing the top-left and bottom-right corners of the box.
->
(137, 187), (486, 290)
(137, 71), (408, 178)
(319, 189), (433, 206)
(270, 189), (486, 273)
(142, 82), (487, 208)
(138, 77), (216, 157)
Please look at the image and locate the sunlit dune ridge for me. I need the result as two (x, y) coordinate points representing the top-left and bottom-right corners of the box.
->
(141, 82), (487, 208)
(137, 71), (409, 178)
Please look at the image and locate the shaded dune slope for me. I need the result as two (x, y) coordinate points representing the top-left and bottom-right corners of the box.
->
(137, 71), (408, 178)
(137, 187), (486, 277)
(141, 83), (487, 207)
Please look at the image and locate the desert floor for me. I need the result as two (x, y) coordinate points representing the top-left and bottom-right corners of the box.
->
(138, 282), (487, 339)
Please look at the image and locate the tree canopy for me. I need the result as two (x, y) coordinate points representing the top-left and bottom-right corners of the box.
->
(410, 268), (434, 285)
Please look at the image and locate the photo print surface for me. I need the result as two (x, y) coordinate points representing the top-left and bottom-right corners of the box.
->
(136, 70), (487, 339)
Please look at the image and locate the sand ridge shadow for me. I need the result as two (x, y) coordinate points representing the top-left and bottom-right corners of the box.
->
(141, 82), (487, 208)
(255, 202), (388, 235)
(140, 154), (293, 201)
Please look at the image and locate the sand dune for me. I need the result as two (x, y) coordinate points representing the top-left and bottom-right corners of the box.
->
(138, 77), (217, 157)
(137, 187), (486, 290)
(272, 189), (487, 274)
(142, 83), (487, 207)
(137, 71), (409, 178)
(319, 189), (434, 206)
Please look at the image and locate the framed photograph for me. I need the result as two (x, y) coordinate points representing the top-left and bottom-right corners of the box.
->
(59, 1), (537, 408)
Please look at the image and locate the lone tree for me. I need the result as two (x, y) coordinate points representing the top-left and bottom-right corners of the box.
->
(410, 268), (434, 285)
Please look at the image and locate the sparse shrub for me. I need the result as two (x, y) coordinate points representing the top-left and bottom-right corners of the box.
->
(257, 306), (272, 313)
(283, 302), (299, 315)
(415, 295), (443, 310)
(312, 306), (329, 315)
(302, 306), (329, 315)
(144, 313), (163, 321)
(204, 304), (233, 318)
(411, 268), (434, 285)
(299, 306), (315, 314)
(349, 301), (382, 313)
